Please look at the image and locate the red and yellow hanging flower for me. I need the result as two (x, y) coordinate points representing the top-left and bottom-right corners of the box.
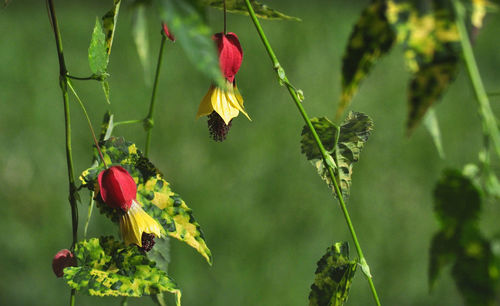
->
(98, 166), (164, 250)
(197, 32), (250, 141)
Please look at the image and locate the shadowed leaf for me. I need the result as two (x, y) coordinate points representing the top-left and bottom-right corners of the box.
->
(88, 18), (109, 75)
(429, 169), (499, 305)
(80, 137), (212, 264)
(301, 112), (373, 199)
(309, 242), (357, 306)
(386, 0), (460, 133)
(337, 0), (395, 119)
(156, 0), (224, 87)
(63, 236), (181, 303)
(202, 0), (300, 21)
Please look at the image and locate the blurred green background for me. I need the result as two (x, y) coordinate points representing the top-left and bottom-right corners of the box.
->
(1, 0), (500, 305)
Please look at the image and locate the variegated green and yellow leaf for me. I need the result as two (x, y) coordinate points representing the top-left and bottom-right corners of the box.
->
(80, 137), (212, 264)
(309, 242), (357, 306)
(301, 112), (373, 199)
(102, 0), (121, 55)
(386, 0), (460, 133)
(64, 237), (181, 303)
(337, 0), (396, 119)
(202, 0), (300, 21)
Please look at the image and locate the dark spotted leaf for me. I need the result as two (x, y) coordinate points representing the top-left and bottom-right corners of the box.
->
(337, 0), (395, 118)
(63, 236), (181, 302)
(309, 242), (357, 306)
(102, 0), (121, 55)
(386, 0), (460, 133)
(88, 18), (109, 75)
(301, 112), (373, 199)
(430, 169), (499, 305)
(202, 0), (300, 21)
(80, 137), (212, 264)
(156, 0), (224, 87)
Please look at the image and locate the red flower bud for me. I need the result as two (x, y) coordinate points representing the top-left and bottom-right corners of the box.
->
(162, 22), (175, 42)
(214, 32), (243, 83)
(52, 249), (76, 278)
(98, 166), (137, 211)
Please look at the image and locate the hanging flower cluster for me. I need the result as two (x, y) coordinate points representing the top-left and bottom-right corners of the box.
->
(197, 32), (250, 141)
(98, 166), (164, 251)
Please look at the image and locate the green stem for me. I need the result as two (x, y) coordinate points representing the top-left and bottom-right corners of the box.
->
(67, 81), (108, 168)
(47, 0), (78, 304)
(70, 289), (76, 306)
(83, 196), (94, 239)
(67, 74), (96, 81)
(453, 0), (500, 159)
(114, 119), (143, 127)
(144, 35), (167, 157)
(243, 1), (381, 305)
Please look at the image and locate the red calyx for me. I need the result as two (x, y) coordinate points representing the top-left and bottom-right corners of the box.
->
(214, 32), (243, 83)
(98, 166), (137, 211)
(162, 22), (175, 42)
(52, 249), (76, 278)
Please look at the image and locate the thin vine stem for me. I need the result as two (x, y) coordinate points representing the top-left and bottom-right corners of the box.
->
(453, 0), (500, 159)
(243, 1), (381, 305)
(114, 119), (143, 127)
(46, 0), (78, 304)
(144, 35), (167, 157)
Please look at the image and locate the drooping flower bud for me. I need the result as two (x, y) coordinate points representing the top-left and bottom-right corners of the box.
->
(162, 22), (175, 42)
(52, 249), (76, 278)
(98, 166), (136, 211)
(213, 32), (243, 83)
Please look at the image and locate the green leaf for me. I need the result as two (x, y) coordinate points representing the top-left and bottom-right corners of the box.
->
(80, 137), (212, 264)
(102, 0), (121, 55)
(433, 169), (482, 229)
(101, 80), (110, 104)
(308, 242), (357, 306)
(148, 237), (171, 272)
(131, 2), (152, 84)
(202, 0), (300, 21)
(386, 0), (460, 133)
(63, 236), (181, 303)
(337, 0), (395, 118)
(88, 18), (109, 75)
(423, 108), (445, 159)
(430, 169), (500, 305)
(301, 112), (373, 199)
(156, 0), (224, 87)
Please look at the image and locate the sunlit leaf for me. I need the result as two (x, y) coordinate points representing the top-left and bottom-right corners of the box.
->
(131, 2), (152, 84)
(301, 112), (373, 199)
(337, 0), (395, 118)
(102, 0), (121, 55)
(80, 137), (212, 264)
(156, 0), (224, 87)
(423, 108), (445, 158)
(430, 169), (499, 305)
(309, 242), (357, 306)
(386, 0), (460, 133)
(202, 0), (300, 21)
(63, 236), (181, 303)
(88, 18), (109, 75)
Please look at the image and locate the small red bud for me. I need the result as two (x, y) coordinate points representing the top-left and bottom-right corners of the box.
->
(162, 22), (175, 42)
(52, 249), (76, 278)
(213, 32), (243, 83)
(98, 166), (137, 211)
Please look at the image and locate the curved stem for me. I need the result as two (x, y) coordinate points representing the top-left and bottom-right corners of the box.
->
(453, 0), (500, 159)
(243, 0), (381, 305)
(144, 35), (167, 157)
(67, 74), (96, 81)
(47, 0), (78, 304)
(67, 81), (107, 168)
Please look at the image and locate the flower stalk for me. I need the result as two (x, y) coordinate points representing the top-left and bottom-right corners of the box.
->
(243, 0), (381, 304)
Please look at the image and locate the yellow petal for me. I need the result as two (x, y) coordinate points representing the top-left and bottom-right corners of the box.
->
(211, 85), (240, 125)
(119, 200), (164, 247)
(227, 84), (251, 121)
(196, 85), (215, 119)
